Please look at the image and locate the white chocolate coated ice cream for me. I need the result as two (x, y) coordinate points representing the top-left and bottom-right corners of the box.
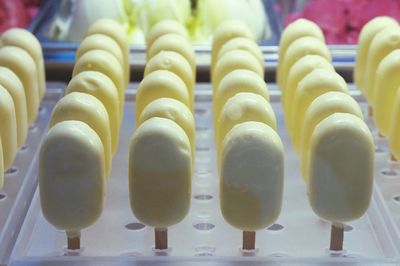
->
(0, 46), (39, 125)
(277, 19), (324, 88)
(49, 92), (112, 178)
(216, 92), (276, 152)
(372, 49), (400, 136)
(144, 51), (194, 110)
(308, 113), (373, 224)
(136, 70), (190, 122)
(0, 85), (17, 170)
(0, 141), (3, 189)
(279, 36), (330, 92)
(129, 117), (192, 228)
(146, 20), (189, 52)
(389, 89), (400, 160)
(290, 69), (348, 152)
(39, 120), (105, 238)
(66, 71), (121, 154)
(86, 19), (130, 86)
(220, 121), (284, 231)
(0, 67), (28, 148)
(300, 92), (363, 179)
(354, 16), (398, 92)
(1, 28), (46, 100)
(72, 49), (125, 115)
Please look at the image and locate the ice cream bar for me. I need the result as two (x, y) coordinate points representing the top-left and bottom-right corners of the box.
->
(372, 49), (400, 137)
(290, 69), (348, 152)
(213, 69), (269, 129)
(0, 46), (39, 125)
(144, 51), (194, 110)
(72, 49), (125, 115)
(49, 92), (112, 178)
(1, 28), (46, 99)
(211, 20), (254, 75)
(277, 19), (324, 89)
(66, 71), (120, 154)
(129, 117), (191, 248)
(217, 37), (264, 70)
(308, 113), (373, 224)
(283, 54), (333, 115)
(220, 121), (284, 248)
(146, 20), (189, 54)
(354, 17), (398, 92)
(86, 19), (129, 86)
(75, 34), (125, 85)
(279, 36), (331, 92)
(216, 92), (276, 153)
(39, 120), (105, 249)
(0, 85), (17, 170)
(0, 140), (3, 190)
(364, 26), (400, 103)
(389, 89), (400, 160)
(213, 49), (264, 95)
(138, 97), (195, 165)
(300, 91), (363, 180)
(0, 67), (28, 148)
(136, 70), (190, 122)
(147, 33), (195, 78)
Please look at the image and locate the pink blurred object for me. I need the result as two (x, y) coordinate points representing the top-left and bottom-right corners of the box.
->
(285, 0), (400, 44)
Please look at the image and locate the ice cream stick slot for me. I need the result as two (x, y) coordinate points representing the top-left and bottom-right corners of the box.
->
(155, 227), (168, 250)
(329, 224), (344, 251)
(67, 236), (80, 250)
(242, 231), (256, 250)
(368, 106), (373, 117)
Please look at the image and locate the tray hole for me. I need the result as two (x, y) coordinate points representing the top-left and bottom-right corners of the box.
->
(267, 223), (284, 231)
(380, 168), (399, 177)
(268, 252), (290, 258)
(196, 146), (210, 152)
(344, 225), (353, 232)
(194, 246), (215, 256)
(20, 145), (28, 151)
(125, 222), (146, 231)
(194, 108), (208, 116)
(0, 193), (7, 201)
(29, 124), (38, 131)
(5, 166), (18, 175)
(39, 106), (46, 114)
(393, 195), (400, 203)
(194, 194), (213, 201)
(240, 247), (259, 256)
(193, 222), (215, 231)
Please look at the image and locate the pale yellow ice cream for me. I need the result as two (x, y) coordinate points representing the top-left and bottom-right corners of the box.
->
(49, 92), (112, 178)
(0, 85), (17, 170)
(39, 120), (105, 238)
(308, 113), (373, 224)
(146, 19), (189, 52)
(66, 71), (121, 154)
(220, 121), (284, 231)
(0, 67), (28, 148)
(300, 91), (363, 180)
(0, 46), (39, 125)
(277, 19), (324, 89)
(389, 89), (400, 160)
(129, 117), (191, 227)
(1, 28), (46, 100)
(144, 51), (194, 110)
(136, 70), (190, 122)
(354, 16), (398, 93)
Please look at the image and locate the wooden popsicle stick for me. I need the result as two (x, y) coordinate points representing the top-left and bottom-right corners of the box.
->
(67, 236), (80, 250)
(368, 106), (373, 117)
(329, 224), (344, 251)
(391, 153), (398, 162)
(378, 132), (384, 138)
(155, 227), (168, 250)
(242, 231), (256, 250)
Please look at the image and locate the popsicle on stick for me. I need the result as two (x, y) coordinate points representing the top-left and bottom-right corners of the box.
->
(1, 28), (46, 99)
(354, 16), (398, 93)
(300, 91), (363, 179)
(308, 113), (374, 251)
(277, 19), (324, 88)
(86, 19), (130, 86)
(129, 117), (192, 250)
(0, 85), (17, 170)
(0, 141), (3, 190)
(39, 120), (105, 250)
(388, 89), (400, 161)
(66, 71), (120, 154)
(0, 46), (39, 125)
(220, 122), (284, 250)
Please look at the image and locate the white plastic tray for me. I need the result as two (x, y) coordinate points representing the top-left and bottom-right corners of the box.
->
(8, 84), (400, 265)
(0, 85), (63, 266)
